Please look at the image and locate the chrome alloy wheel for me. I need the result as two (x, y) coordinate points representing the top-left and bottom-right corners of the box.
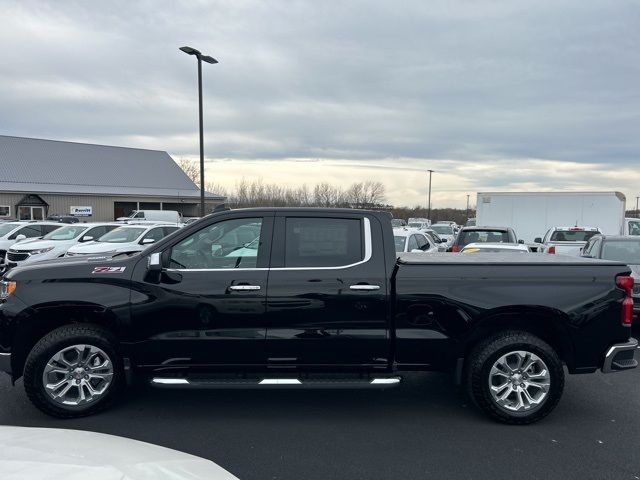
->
(488, 350), (551, 413)
(42, 344), (113, 407)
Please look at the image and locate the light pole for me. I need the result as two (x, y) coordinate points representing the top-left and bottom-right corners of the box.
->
(179, 46), (218, 217)
(427, 170), (434, 222)
(636, 196), (639, 218)
(466, 194), (470, 220)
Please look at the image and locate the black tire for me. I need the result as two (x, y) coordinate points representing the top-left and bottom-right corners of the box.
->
(465, 330), (564, 425)
(23, 324), (124, 418)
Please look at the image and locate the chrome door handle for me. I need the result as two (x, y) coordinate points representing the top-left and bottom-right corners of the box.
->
(229, 285), (261, 291)
(349, 284), (380, 291)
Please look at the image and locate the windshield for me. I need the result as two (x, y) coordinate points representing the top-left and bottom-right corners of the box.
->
(98, 227), (145, 243)
(601, 241), (640, 264)
(0, 223), (21, 237)
(458, 230), (510, 246)
(43, 225), (89, 240)
(394, 236), (406, 252)
(431, 225), (453, 235)
(550, 230), (600, 242)
(408, 222), (424, 229)
(391, 219), (405, 227)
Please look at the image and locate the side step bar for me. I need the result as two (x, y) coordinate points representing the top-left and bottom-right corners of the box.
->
(150, 376), (402, 389)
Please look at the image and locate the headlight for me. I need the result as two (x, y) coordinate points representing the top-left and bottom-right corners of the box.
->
(30, 247), (55, 255)
(0, 281), (16, 300)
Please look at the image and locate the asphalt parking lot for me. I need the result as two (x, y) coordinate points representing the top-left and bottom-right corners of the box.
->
(1, 353), (639, 480)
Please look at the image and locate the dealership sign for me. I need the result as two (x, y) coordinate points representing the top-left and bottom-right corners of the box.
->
(70, 206), (93, 217)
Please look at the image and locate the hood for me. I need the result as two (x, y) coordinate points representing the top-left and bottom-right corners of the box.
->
(68, 242), (134, 254)
(0, 426), (239, 480)
(9, 239), (66, 252)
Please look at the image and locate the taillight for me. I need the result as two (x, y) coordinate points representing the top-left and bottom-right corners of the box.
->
(452, 245), (460, 253)
(616, 276), (635, 326)
(548, 246), (556, 254)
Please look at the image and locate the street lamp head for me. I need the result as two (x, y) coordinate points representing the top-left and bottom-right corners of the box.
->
(179, 46), (201, 56)
(201, 55), (218, 64)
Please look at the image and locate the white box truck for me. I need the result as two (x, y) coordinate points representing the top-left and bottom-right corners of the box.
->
(475, 191), (626, 243)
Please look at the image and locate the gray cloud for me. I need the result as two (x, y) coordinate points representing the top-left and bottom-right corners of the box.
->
(0, 0), (639, 205)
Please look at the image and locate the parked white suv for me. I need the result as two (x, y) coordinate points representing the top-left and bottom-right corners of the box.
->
(65, 224), (181, 257)
(0, 221), (64, 266)
(3, 223), (119, 269)
(535, 226), (601, 256)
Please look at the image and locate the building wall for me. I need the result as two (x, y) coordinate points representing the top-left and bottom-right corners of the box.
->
(0, 192), (221, 221)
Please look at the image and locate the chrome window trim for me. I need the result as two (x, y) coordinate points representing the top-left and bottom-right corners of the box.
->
(165, 217), (372, 272)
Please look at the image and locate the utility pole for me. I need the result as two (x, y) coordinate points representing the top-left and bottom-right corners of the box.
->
(466, 194), (470, 220)
(636, 196), (639, 218)
(427, 170), (434, 222)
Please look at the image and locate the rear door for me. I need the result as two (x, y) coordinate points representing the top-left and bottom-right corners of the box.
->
(265, 212), (389, 370)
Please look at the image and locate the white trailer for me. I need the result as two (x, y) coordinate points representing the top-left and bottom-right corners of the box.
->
(475, 192), (626, 243)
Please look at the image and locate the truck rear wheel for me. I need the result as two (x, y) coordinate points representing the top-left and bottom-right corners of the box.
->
(23, 325), (124, 418)
(465, 331), (564, 424)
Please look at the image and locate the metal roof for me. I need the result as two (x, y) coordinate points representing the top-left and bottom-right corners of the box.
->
(0, 135), (224, 200)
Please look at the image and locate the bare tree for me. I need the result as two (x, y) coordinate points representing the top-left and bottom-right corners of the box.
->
(175, 157), (200, 185)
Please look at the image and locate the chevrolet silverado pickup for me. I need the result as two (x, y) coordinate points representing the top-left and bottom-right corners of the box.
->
(0, 208), (637, 424)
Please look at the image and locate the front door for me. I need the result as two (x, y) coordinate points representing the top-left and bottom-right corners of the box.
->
(130, 213), (274, 368)
(265, 213), (389, 370)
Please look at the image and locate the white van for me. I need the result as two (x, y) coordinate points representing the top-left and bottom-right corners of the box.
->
(116, 210), (181, 224)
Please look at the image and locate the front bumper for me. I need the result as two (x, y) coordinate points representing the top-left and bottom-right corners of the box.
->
(602, 338), (638, 373)
(0, 352), (11, 375)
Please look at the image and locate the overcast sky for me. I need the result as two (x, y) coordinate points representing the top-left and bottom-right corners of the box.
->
(1, 0), (639, 208)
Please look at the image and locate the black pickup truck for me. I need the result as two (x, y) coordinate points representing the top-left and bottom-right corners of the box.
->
(0, 208), (637, 424)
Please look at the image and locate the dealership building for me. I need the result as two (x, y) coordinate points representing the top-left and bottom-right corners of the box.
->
(0, 135), (224, 221)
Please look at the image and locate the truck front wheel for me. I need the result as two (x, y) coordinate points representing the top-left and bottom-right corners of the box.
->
(23, 325), (124, 418)
(465, 331), (564, 424)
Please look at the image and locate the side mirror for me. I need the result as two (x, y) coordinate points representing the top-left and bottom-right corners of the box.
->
(80, 236), (93, 243)
(148, 252), (162, 271)
(141, 238), (156, 245)
(15, 234), (26, 241)
(534, 237), (542, 244)
(518, 239), (524, 244)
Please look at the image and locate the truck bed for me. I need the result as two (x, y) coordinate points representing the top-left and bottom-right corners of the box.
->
(397, 252), (623, 265)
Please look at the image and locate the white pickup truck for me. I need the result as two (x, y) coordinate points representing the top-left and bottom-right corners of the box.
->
(535, 226), (601, 256)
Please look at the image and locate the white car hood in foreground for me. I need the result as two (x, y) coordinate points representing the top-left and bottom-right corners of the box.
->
(10, 239), (73, 252)
(0, 426), (239, 480)
(68, 241), (141, 255)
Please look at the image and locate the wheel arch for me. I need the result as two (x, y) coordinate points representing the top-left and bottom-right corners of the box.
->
(11, 302), (121, 381)
(461, 306), (576, 372)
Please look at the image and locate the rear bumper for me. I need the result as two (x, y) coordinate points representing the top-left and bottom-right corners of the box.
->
(602, 338), (638, 373)
(0, 352), (11, 375)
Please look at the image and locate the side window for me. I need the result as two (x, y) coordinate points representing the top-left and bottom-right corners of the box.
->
(589, 238), (602, 257)
(84, 226), (106, 240)
(11, 225), (41, 239)
(141, 228), (165, 244)
(415, 234), (428, 250)
(41, 225), (61, 235)
(170, 217), (263, 269)
(284, 217), (363, 268)
(163, 226), (180, 236)
(407, 235), (419, 251)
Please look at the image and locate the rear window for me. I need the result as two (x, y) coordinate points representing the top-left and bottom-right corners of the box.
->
(458, 230), (510, 246)
(600, 241), (640, 264)
(431, 225), (453, 235)
(285, 217), (363, 267)
(550, 230), (599, 242)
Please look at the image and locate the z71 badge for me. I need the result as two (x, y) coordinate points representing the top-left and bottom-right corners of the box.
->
(92, 266), (126, 274)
